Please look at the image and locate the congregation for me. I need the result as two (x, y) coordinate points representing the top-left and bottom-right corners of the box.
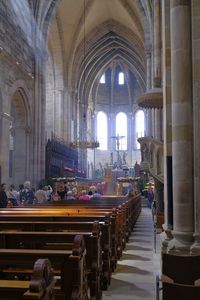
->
(0, 181), (104, 208)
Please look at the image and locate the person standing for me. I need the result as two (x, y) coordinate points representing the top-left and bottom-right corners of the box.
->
(0, 183), (8, 208)
(6, 184), (19, 206)
(147, 183), (154, 208)
(35, 185), (48, 204)
(20, 181), (35, 205)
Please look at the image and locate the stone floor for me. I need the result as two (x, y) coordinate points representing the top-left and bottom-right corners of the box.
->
(103, 207), (161, 300)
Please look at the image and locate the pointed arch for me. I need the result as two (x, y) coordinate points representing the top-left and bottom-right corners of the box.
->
(9, 86), (32, 186)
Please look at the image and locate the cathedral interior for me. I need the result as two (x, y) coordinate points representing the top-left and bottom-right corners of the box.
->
(0, 0), (200, 299)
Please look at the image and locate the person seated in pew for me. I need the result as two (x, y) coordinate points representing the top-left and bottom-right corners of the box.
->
(89, 185), (96, 194)
(79, 190), (90, 200)
(88, 190), (93, 199)
(19, 181), (35, 205)
(72, 187), (78, 199)
(66, 190), (76, 200)
(0, 183), (8, 208)
(92, 190), (102, 198)
(35, 185), (48, 204)
(46, 185), (53, 200)
(6, 184), (19, 206)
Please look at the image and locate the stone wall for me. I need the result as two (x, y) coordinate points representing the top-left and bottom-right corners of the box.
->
(0, 0), (34, 74)
(0, 0), (34, 186)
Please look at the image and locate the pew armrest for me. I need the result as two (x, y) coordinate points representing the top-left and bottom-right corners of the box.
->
(23, 258), (56, 300)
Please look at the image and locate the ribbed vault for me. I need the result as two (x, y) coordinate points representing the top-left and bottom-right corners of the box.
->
(72, 20), (146, 106)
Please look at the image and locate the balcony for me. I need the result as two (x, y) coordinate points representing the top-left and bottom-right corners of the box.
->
(137, 88), (163, 109)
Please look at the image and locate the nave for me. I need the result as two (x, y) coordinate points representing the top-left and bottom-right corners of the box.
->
(103, 207), (161, 300)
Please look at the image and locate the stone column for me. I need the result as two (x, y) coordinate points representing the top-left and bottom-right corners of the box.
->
(63, 88), (69, 141)
(146, 51), (152, 90)
(127, 112), (133, 166)
(144, 48), (153, 139)
(32, 52), (47, 184)
(151, 109), (155, 138)
(155, 108), (162, 140)
(54, 89), (63, 138)
(161, 108), (163, 141)
(169, 0), (193, 253)
(147, 110), (152, 137)
(161, 0), (173, 253)
(0, 113), (11, 184)
(191, 2), (200, 254)
(153, 0), (161, 87)
(154, 179), (164, 213)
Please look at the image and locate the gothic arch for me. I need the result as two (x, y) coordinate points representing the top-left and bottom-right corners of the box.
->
(9, 85), (32, 186)
(72, 20), (146, 106)
(9, 80), (32, 127)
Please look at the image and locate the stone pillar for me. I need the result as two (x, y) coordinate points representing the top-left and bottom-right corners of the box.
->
(161, 0), (173, 253)
(32, 51), (47, 185)
(63, 88), (69, 141)
(155, 179), (164, 213)
(169, 0), (193, 253)
(161, 108), (163, 141)
(146, 51), (152, 90)
(191, 1), (200, 254)
(151, 109), (155, 138)
(54, 89), (63, 138)
(127, 112), (133, 166)
(155, 108), (161, 140)
(59, 89), (65, 140)
(153, 0), (161, 87)
(147, 110), (152, 137)
(0, 113), (11, 184)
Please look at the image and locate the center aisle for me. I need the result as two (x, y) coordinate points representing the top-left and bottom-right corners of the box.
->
(103, 207), (161, 300)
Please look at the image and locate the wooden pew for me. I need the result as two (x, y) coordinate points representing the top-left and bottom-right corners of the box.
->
(25, 194), (141, 242)
(0, 204), (127, 261)
(0, 209), (119, 273)
(0, 230), (101, 299)
(0, 194), (142, 277)
(0, 258), (55, 300)
(0, 220), (111, 289)
(0, 235), (88, 300)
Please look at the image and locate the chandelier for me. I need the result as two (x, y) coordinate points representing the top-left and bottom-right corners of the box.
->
(70, 0), (99, 150)
(70, 140), (99, 149)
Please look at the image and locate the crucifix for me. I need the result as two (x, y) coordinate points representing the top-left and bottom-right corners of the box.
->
(111, 134), (125, 168)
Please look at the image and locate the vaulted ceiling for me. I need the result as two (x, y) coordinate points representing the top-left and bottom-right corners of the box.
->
(40, 0), (153, 104)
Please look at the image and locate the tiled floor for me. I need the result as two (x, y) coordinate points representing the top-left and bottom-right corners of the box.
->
(103, 207), (161, 300)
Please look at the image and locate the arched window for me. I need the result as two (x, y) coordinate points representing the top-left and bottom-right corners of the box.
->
(116, 112), (127, 150)
(100, 73), (105, 84)
(97, 111), (107, 150)
(135, 110), (145, 149)
(118, 72), (124, 85)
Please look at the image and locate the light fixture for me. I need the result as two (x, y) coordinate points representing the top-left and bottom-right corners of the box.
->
(70, 0), (99, 150)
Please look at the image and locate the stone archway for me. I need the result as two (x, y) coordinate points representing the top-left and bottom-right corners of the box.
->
(9, 89), (30, 186)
